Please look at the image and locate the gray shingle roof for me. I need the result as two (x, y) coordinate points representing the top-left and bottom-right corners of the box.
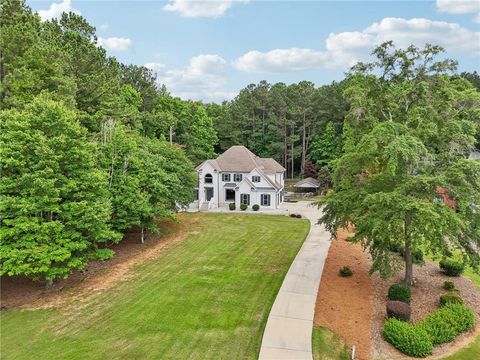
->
(294, 177), (320, 188)
(204, 145), (286, 173)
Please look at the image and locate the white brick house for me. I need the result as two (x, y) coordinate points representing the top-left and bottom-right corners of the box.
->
(193, 146), (285, 211)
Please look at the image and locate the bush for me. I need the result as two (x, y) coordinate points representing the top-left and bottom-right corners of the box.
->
(419, 303), (475, 345)
(388, 283), (411, 304)
(389, 242), (404, 254)
(296, 214), (302, 218)
(252, 204), (260, 211)
(240, 203), (248, 211)
(383, 318), (432, 357)
(439, 294), (463, 307)
(386, 300), (412, 322)
(443, 281), (455, 291)
(412, 249), (425, 265)
(289, 213), (297, 218)
(439, 258), (465, 276)
(339, 266), (353, 277)
(229, 203), (235, 211)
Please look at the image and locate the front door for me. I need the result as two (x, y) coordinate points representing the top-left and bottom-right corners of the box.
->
(205, 188), (214, 201)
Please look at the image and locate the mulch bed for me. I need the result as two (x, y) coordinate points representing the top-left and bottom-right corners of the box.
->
(314, 229), (374, 360)
(371, 261), (480, 359)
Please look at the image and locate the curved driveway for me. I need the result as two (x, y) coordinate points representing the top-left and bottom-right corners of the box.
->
(258, 201), (332, 360)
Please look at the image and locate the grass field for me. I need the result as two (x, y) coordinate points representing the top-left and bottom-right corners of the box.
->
(1, 213), (309, 360)
(312, 326), (349, 360)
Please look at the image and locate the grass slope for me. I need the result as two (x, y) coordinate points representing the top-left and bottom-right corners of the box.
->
(312, 326), (349, 360)
(1, 213), (309, 360)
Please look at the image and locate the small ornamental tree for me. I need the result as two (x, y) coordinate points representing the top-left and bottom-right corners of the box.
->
(0, 97), (121, 283)
(318, 42), (480, 285)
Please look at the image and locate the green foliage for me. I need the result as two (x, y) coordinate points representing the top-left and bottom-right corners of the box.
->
(440, 258), (465, 276)
(388, 283), (412, 304)
(386, 300), (412, 322)
(443, 281), (455, 291)
(418, 303), (475, 345)
(252, 204), (260, 211)
(0, 97), (120, 281)
(439, 294), (463, 307)
(229, 203), (235, 211)
(339, 266), (353, 277)
(319, 42), (480, 285)
(240, 204), (248, 211)
(383, 318), (433, 357)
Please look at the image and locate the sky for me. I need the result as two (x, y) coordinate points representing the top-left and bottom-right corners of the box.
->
(27, 0), (480, 103)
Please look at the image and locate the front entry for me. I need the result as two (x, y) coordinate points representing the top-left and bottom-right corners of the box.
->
(205, 187), (214, 201)
(225, 189), (235, 201)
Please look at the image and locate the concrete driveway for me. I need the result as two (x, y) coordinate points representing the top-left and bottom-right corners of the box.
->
(258, 201), (332, 360)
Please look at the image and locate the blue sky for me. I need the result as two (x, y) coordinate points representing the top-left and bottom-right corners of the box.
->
(29, 0), (480, 102)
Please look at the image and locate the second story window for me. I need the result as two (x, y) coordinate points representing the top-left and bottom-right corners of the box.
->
(222, 173), (231, 182)
(234, 173), (243, 182)
(252, 175), (261, 183)
(205, 173), (213, 183)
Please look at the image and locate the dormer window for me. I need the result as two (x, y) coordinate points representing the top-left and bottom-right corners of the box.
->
(205, 173), (213, 183)
(252, 176), (261, 183)
(234, 174), (242, 182)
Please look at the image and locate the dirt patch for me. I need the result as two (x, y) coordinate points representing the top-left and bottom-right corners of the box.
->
(314, 228), (374, 360)
(371, 261), (480, 360)
(1, 214), (199, 310)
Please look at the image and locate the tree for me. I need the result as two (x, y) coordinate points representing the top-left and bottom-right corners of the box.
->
(319, 42), (480, 285)
(310, 122), (343, 167)
(0, 97), (120, 282)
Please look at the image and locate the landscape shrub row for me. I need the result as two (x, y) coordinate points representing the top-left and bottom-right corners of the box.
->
(439, 258), (465, 276)
(383, 303), (475, 357)
(388, 283), (411, 304)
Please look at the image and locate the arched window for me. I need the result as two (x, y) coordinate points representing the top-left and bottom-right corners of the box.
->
(205, 173), (213, 184)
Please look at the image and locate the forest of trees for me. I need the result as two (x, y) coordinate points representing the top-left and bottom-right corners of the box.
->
(1, 0), (479, 283)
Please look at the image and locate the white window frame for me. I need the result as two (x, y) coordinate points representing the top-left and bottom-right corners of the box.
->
(241, 193), (250, 205)
(234, 173), (243, 182)
(205, 173), (213, 184)
(252, 175), (261, 183)
(261, 194), (271, 206)
(222, 173), (231, 182)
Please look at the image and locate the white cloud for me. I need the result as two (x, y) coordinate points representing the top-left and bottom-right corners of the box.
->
(97, 37), (133, 52)
(99, 23), (109, 31)
(475, 13), (480, 24)
(145, 62), (166, 73)
(153, 54), (230, 101)
(436, 0), (479, 14)
(38, 0), (79, 21)
(234, 17), (480, 73)
(162, 0), (248, 18)
(233, 48), (329, 73)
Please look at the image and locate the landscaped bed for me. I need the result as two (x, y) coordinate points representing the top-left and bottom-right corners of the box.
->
(1, 213), (310, 359)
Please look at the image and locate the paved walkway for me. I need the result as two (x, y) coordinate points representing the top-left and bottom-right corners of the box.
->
(258, 201), (332, 360)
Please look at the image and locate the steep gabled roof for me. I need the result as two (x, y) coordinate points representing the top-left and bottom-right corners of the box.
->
(201, 145), (286, 173)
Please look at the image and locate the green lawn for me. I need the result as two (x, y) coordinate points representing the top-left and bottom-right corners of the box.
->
(312, 326), (349, 360)
(1, 213), (310, 360)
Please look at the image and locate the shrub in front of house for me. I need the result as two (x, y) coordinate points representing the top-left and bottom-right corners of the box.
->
(443, 281), (455, 291)
(439, 294), (463, 307)
(383, 318), (432, 357)
(339, 266), (353, 277)
(412, 249), (425, 265)
(240, 203), (248, 211)
(295, 214), (302, 218)
(388, 283), (411, 304)
(418, 303), (475, 345)
(290, 213), (298, 218)
(386, 300), (412, 322)
(229, 203), (235, 211)
(252, 204), (260, 211)
(439, 258), (465, 276)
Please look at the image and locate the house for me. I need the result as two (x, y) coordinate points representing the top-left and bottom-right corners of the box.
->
(293, 177), (320, 194)
(193, 145), (285, 211)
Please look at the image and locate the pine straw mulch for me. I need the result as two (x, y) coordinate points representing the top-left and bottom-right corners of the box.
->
(1, 214), (200, 311)
(371, 261), (480, 360)
(314, 228), (374, 360)
(314, 228), (480, 360)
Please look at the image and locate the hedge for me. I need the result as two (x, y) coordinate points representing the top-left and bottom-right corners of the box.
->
(383, 318), (432, 357)
(439, 258), (465, 276)
(388, 283), (411, 304)
(386, 300), (411, 322)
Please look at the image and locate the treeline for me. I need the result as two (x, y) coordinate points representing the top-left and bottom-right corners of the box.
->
(0, 0), (217, 283)
(207, 81), (347, 178)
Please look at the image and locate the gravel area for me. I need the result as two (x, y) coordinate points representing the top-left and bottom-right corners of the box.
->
(371, 261), (480, 359)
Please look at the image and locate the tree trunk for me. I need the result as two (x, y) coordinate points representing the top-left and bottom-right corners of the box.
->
(301, 112), (306, 176)
(141, 227), (145, 244)
(291, 124), (295, 179)
(169, 126), (173, 145)
(45, 279), (53, 289)
(284, 119), (288, 178)
(404, 214), (414, 285)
